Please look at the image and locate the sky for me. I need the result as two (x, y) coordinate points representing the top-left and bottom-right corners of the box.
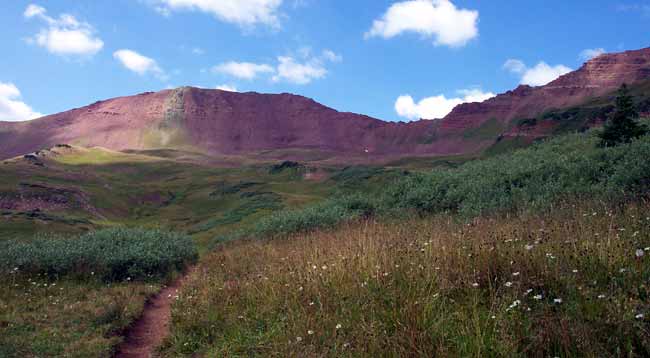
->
(0, 0), (649, 123)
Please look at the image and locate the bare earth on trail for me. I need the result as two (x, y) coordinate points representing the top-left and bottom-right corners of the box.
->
(114, 272), (190, 358)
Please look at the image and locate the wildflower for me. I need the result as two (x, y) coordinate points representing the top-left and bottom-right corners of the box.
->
(298, 286), (303, 291)
(554, 298), (563, 304)
(525, 244), (534, 251)
(525, 289), (533, 295)
(321, 265), (328, 270)
(506, 300), (521, 311)
(597, 294), (606, 299)
(533, 294), (543, 300)
(636, 249), (645, 258)
(645, 247), (650, 252)
(308, 330), (314, 335)
(296, 336), (303, 342)
(636, 313), (644, 320)
(620, 268), (628, 273)
(512, 272), (520, 277)
(572, 269), (579, 273)
(309, 301), (315, 306)
(472, 282), (479, 288)
(505, 282), (513, 288)
(335, 323), (342, 330)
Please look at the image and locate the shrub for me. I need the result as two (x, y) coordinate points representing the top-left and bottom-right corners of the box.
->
(0, 228), (198, 281)
(241, 129), (650, 240)
(253, 194), (379, 237)
(385, 131), (650, 217)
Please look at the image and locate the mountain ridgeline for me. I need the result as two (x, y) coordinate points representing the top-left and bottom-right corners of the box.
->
(1, 47), (650, 161)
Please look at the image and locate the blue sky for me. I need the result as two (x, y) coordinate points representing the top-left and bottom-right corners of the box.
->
(0, 0), (648, 123)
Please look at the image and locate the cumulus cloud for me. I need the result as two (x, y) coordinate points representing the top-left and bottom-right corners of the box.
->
(216, 84), (238, 92)
(580, 48), (606, 61)
(24, 4), (104, 57)
(114, 49), (167, 80)
(0, 82), (43, 122)
(272, 49), (341, 84)
(214, 49), (341, 85)
(212, 62), (274, 80)
(395, 88), (495, 121)
(148, 0), (283, 28)
(503, 59), (572, 87)
(365, 0), (479, 47)
(272, 56), (327, 84)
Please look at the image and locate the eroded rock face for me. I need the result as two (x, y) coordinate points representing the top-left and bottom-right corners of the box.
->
(1, 48), (649, 161)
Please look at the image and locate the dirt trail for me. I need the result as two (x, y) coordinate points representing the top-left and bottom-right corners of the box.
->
(114, 271), (192, 358)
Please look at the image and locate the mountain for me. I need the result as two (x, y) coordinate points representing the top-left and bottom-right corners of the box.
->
(1, 47), (650, 162)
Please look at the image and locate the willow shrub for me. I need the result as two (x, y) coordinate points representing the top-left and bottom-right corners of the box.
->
(384, 131), (650, 217)
(247, 129), (650, 239)
(0, 228), (198, 281)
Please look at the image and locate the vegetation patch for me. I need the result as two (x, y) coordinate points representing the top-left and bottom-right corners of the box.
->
(209, 181), (260, 197)
(162, 202), (650, 357)
(0, 228), (198, 281)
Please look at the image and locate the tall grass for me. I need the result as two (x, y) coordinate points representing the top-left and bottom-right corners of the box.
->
(0, 228), (198, 281)
(162, 201), (650, 357)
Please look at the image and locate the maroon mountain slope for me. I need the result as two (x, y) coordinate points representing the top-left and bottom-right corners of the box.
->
(1, 47), (649, 161)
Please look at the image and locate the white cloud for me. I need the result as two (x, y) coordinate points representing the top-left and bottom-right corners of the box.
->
(216, 84), (238, 92)
(213, 49), (341, 85)
(212, 62), (274, 80)
(272, 56), (326, 85)
(192, 47), (205, 55)
(24, 4), (104, 57)
(503, 59), (572, 87)
(149, 0), (283, 28)
(502, 59), (526, 74)
(365, 0), (479, 48)
(0, 82), (43, 122)
(580, 48), (606, 61)
(322, 49), (342, 62)
(272, 49), (341, 84)
(395, 88), (495, 121)
(114, 49), (167, 80)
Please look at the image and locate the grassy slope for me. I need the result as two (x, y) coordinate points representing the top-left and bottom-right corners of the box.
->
(0, 147), (342, 245)
(162, 201), (650, 357)
(0, 147), (401, 357)
(0, 113), (648, 357)
(0, 279), (159, 358)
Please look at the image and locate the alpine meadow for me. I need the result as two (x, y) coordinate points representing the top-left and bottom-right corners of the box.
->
(1, 1), (650, 357)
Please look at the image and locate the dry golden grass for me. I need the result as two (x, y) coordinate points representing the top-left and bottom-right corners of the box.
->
(162, 201), (650, 357)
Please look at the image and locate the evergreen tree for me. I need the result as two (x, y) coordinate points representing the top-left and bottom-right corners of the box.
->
(599, 83), (647, 147)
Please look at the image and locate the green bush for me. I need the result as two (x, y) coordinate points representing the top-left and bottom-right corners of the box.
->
(385, 131), (650, 216)
(0, 228), (198, 281)
(253, 194), (379, 237)
(241, 129), (650, 240)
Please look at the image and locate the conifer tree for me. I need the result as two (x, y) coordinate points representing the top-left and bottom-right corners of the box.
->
(599, 84), (647, 146)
